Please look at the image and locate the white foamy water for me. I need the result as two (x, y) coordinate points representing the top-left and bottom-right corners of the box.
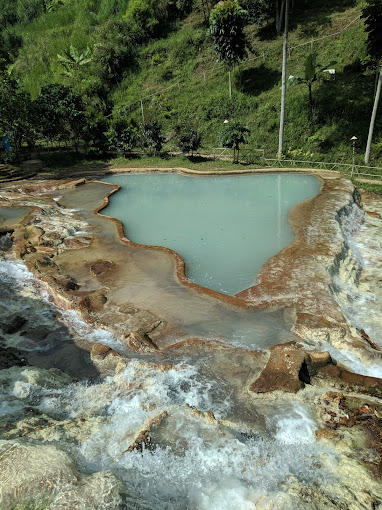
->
(34, 363), (334, 510)
(0, 252), (372, 509)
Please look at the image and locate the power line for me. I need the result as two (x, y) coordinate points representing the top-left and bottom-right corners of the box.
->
(288, 15), (361, 56)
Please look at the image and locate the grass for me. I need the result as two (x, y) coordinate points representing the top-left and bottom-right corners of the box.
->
(109, 154), (258, 171)
(353, 180), (382, 196)
(33, 151), (260, 179)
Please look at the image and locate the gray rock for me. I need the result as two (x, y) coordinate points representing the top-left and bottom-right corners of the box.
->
(2, 313), (27, 334)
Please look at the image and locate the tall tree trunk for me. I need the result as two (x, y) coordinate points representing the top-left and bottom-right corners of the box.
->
(278, 0), (289, 159)
(365, 63), (382, 164)
(228, 69), (232, 99)
(276, 0), (286, 35)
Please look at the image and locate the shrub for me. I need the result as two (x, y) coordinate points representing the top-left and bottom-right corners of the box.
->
(176, 125), (202, 154)
(138, 120), (166, 155)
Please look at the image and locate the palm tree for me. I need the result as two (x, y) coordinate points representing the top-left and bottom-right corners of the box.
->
(220, 119), (251, 163)
(288, 52), (336, 119)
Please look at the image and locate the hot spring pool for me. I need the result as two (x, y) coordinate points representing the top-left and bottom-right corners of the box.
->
(102, 172), (320, 295)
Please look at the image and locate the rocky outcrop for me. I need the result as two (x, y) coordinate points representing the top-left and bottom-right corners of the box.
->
(1, 313), (27, 334)
(0, 440), (122, 510)
(78, 288), (108, 314)
(249, 342), (332, 393)
(124, 329), (159, 352)
(249, 341), (382, 396)
(90, 342), (122, 372)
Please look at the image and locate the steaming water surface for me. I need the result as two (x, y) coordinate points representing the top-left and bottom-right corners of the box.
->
(102, 173), (320, 295)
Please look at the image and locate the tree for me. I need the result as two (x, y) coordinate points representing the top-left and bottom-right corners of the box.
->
(219, 119), (250, 162)
(176, 125), (202, 155)
(0, 64), (34, 158)
(241, 0), (273, 24)
(105, 113), (138, 155)
(362, 0), (382, 164)
(91, 20), (137, 86)
(138, 120), (166, 155)
(34, 84), (86, 148)
(209, 0), (248, 98)
(287, 51), (336, 120)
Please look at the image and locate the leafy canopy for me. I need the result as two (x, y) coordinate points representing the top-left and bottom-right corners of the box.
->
(288, 52), (336, 88)
(362, 0), (382, 61)
(209, 0), (248, 69)
(219, 119), (250, 149)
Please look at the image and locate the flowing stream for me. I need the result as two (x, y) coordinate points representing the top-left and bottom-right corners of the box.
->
(1, 176), (381, 508)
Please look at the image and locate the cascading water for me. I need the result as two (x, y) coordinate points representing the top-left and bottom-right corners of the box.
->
(1, 176), (382, 509)
(1, 251), (381, 509)
(330, 202), (382, 350)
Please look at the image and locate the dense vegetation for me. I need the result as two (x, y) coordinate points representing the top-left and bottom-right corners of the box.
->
(0, 0), (381, 167)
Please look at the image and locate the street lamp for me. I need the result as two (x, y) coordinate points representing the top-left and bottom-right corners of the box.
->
(350, 136), (357, 178)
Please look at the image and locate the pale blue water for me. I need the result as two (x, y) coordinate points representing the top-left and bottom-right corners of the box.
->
(102, 173), (320, 295)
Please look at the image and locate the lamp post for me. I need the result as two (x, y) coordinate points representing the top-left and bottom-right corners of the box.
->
(350, 136), (357, 178)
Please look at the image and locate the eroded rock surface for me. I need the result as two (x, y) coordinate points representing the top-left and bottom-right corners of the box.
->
(0, 173), (382, 508)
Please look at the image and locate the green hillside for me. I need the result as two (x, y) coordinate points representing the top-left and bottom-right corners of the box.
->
(0, 0), (381, 166)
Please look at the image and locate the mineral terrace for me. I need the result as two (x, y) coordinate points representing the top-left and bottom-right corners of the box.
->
(0, 169), (382, 509)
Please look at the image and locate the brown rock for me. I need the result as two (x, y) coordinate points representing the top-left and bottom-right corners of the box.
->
(315, 429), (339, 440)
(125, 330), (159, 353)
(367, 211), (381, 218)
(91, 343), (113, 360)
(249, 343), (333, 394)
(122, 411), (168, 453)
(90, 260), (113, 276)
(53, 275), (80, 292)
(63, 237), (91, 250)
(90, 342), (121, 372)
(308, 351), (332, 369)
(249, 342), (307, 393)
(78, 289), (108, 313)
(317, 364), (382, 398)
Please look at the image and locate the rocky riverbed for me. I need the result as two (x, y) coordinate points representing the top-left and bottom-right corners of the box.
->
(0, 170), (382, 509)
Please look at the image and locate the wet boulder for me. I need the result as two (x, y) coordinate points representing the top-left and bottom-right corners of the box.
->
(249, 342), (333, 393)
(91, 342), (122, 373)
(0, 346), (28, 369)
(124, 330), (159, 353)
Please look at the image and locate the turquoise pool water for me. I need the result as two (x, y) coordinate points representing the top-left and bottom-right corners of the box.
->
(102, 173), (320, 295)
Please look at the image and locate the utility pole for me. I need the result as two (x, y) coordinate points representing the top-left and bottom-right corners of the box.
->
(278, 0), (289, 160)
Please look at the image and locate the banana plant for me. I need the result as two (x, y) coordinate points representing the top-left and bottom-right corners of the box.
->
(57, 44), (92, 77)
(288, 51), (336, 119)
